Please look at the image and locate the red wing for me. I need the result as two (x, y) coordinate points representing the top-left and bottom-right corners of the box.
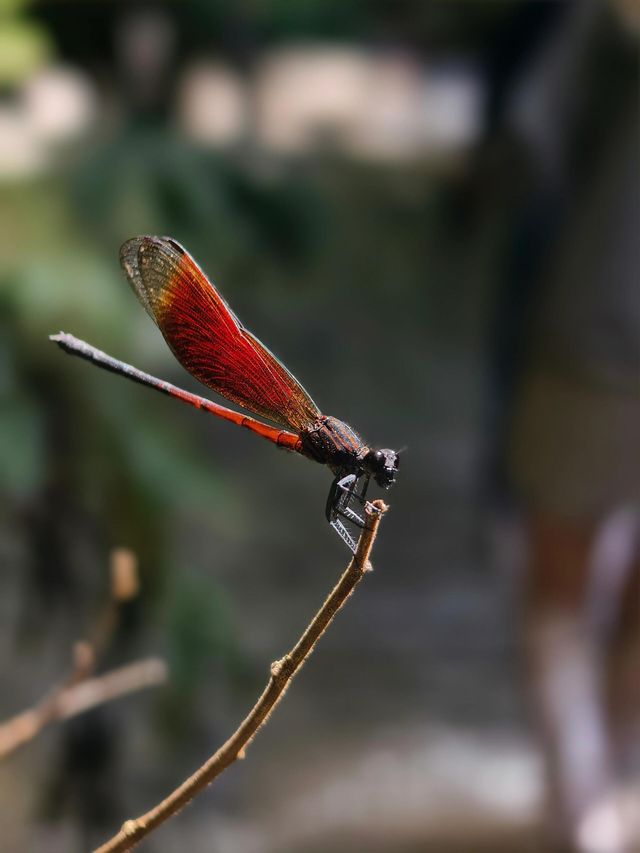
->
(120, 236), (321, 431)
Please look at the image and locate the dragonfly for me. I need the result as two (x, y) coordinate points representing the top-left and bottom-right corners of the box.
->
(51, 236), (399, 551)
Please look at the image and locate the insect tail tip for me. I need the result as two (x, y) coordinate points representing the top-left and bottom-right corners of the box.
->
(49, 332), (73, 351)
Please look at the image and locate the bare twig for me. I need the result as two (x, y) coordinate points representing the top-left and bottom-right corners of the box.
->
(55, 659), (168, 719)
(88, 548), (141, 665)
(94, 499), (388, 853)
(0, 659), (167, 759)
(0, 547), (151, 759)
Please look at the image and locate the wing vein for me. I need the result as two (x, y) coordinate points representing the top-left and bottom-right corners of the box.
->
(119, 236), (321, 432)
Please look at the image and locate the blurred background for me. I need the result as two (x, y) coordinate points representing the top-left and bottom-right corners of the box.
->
(1, 2), (639, 851)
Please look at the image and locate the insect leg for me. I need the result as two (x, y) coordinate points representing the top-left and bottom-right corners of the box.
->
(326, 473), (357, 522)
(326, 473), (371, 553)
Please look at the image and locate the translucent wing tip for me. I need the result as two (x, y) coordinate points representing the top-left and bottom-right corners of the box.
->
(119, 235), (187, 320)
(120, 236), (152, 317)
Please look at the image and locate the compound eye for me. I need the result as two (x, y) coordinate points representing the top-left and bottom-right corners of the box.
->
(373, 450), (385, 465)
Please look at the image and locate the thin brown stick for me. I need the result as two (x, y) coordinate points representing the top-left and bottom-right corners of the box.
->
(94, 499), (388, 853)
(0, 658), (167, 759)
(0, 547), (144, 759)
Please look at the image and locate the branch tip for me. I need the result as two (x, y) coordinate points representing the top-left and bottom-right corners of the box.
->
(93, 500), (388, 853)
(367, 499), (388, 517)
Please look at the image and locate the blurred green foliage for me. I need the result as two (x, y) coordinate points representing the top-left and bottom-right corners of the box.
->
(0, 0), (51, 84)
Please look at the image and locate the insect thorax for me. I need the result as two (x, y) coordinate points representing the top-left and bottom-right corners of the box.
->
(300, 416), (367, 472)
